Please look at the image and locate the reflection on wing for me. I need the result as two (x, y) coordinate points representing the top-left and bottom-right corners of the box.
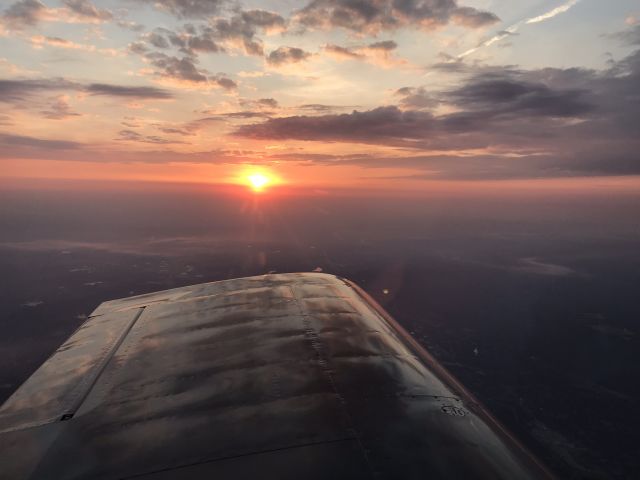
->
(0, 273), (553, 479)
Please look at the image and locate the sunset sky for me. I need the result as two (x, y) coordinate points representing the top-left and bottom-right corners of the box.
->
(1, 0), (639, 189)
(1, 4), (640, 475)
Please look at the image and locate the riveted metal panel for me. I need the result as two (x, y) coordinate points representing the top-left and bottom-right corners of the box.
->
(0, 308), (143, 433)
(0, 273), (552, 480)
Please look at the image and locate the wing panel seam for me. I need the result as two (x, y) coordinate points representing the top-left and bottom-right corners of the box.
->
(60, 306), (146, 421)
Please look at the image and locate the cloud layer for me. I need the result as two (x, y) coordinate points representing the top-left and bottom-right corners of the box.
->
(294, 0), (498, 34)
(1, 0), (638, 185)
(132, 0), (227, 18)
(235, 49), (640, 178)
(0, 79), (175, 101)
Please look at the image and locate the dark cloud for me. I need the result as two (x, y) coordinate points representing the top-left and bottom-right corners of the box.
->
(298, 104), (333, 112)
(185, 31), (224, 53)
(451, 6), (499, 28)
(0, 78), (77, 102)
(156, 126), (196, 136)
(143, 52), (236, 89)
(141, 26), (225, 55)
(297, 104), (358, 113)
(236, 72), (596, 145)
(294, 0), (498, 34)
(324, 40), (403, 66)
(395, 86), (438, 109)
(62, 0), (112, 21)
(445, 76), (594, 118)
(324, 44), (364, 59)
(195, 9), (285, 56)
(1, 0), (46, 29)
(127, 10), (284, 91)
(239, 9), (287, 29)
(117, 129), (184, 144)
(0, 132), (81, 150)
(130, 9), (285, 59)
(215, 76), (237, 90)
(220, 111), (273, 118)
(257, 98), (278, 108)
(266, 47), (312, 66)
(85, 83), (174, 99)
(367, 40), (397, 51)
(0, 78), (176, 105)
(235, 106), (435, 144)
(2, 0), (113, 28)
(132, 0), (227, 18)
(272, 146), (640, 182)
(146, 53), (207, 83)
(147, 31), (171, 49)
(235, 50), (640, 178)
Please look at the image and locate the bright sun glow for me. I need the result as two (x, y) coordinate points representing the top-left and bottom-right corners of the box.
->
(247, 173), (270, 191)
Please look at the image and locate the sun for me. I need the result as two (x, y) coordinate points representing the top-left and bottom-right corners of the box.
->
(235, 167), (280, 192)
(247, 173), (271, 192)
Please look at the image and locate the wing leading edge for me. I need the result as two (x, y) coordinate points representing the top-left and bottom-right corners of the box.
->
(0, 272), (553, 479)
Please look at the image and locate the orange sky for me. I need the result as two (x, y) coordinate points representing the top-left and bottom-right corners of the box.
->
(1, 0), (639, 191)
(3, 158), (640, 198)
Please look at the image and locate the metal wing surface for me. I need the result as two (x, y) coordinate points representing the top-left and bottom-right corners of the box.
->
(0, 273), (552, 479)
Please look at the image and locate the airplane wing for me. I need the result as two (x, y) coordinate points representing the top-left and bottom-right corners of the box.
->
(0, 273), (552, 479)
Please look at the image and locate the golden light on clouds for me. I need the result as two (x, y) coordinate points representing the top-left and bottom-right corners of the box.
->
(0, 0), (636, 190)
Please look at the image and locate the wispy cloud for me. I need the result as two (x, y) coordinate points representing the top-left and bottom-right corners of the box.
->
(526, 0), (580, 24)
(86, 83), (174, 99)
(30, 35), (120, 56)
(0, 132), (82, 149)
(116, 129), (185, 144)
(0, 78), (175, 102)
(324, 40), (410, 68)
(458, 0), (582, 58)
